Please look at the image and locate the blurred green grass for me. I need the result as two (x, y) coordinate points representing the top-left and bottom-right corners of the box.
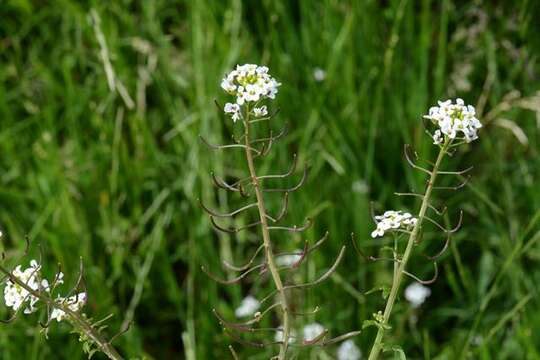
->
(1, 0), (540, 359)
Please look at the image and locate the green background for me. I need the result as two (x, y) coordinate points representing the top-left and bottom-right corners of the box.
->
(1, 0), (539, 359)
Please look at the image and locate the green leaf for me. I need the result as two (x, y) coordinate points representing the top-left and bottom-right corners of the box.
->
(87, 348), (98, 359)
(362, 319), (391, 331)
(362, 319), (380, 330)
(382, 285), (391, 299)
(383, 345), (407, 360)
(365, 285), (391, 299)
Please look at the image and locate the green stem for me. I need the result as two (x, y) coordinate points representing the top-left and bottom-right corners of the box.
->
(0, 265), (123, 360)
(243, 110), (291, 359)
(368, 141), (448, 360)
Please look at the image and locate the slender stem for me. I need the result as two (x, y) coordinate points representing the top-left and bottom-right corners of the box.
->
(368, 141), (448, 360)
(0, 265), (123, 360)
(243, 109), (291, 359)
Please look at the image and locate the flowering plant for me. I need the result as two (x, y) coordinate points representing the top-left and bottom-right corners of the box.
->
(201, 64), (360, 359)
(362, 98), (481, 359)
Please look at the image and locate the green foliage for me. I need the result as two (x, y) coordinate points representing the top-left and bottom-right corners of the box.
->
(0, 0), (539, 359)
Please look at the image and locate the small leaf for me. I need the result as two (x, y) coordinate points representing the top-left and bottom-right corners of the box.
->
(87, 348), (98, 359)
(380, 246), (396, 253)
(365, 285), (391, 299)
(362, 320), (379, 330)
(362, 320), (391, 331)
(383, 344), (407, 360)
(382, 285), (391, 299)
(365, 287), (380, 295)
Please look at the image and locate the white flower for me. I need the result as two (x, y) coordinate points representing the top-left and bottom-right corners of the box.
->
(224, 102), (242, 122)
(50, 292), (87, 322)
(253, 105), (268, 117)
(224, 102), (239, 113)
(432, 130), (443, 145)
(256, 65), (269, 74)
(234, 295), (260, 318)
(275, 327), (296, 344)
(221, 78), (236, 93)
(371, 210), (418, 238)
(405, 282), (431, 308)
(276, 251), (302, 267)
(53, 272), (65, 286)
(313, 67), (326, 82)
(337, 340), (362, 360)
(303, 322), (325, 342)
(423, 98), (482, 144)
(220, 64), (280, 107)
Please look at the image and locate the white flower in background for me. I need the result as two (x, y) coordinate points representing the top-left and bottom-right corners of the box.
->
(371, 210), (418, 238)
(50, 292), (87, 322)
(423, 98), (482, 144)
(337, 339), (362, 360)
(352, 179), (369, 194)
(313, 67), (326, 82)
(234, 295), (260, 318)
(224, 102), (242, 122)
(472, 335), (483, 346)
(303, 322), (325, 342)
(253, 105), (268, 117)
(276, 251), (302, 267)
(405, 282), (431, 308)
(221, 64), (281, 106)
(274, 327), (296, 344)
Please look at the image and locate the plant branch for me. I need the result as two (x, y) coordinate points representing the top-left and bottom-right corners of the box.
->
(242, 107), (292, 359)
(368, 141), (449, 360)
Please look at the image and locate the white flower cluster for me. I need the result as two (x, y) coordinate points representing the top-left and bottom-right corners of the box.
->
(404, 282), (431, 308)
(3, 259), (86, 322)
(50, 292), (87, 322)
(371, 210), (417, 238)
(4, 261), (42, 313)
(221, 64), (280, 122)
(4, 260), (56, 314)
(234, 295), (260, 318)
(337, 339), (362, 360)
(423, 98), (482, 145)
